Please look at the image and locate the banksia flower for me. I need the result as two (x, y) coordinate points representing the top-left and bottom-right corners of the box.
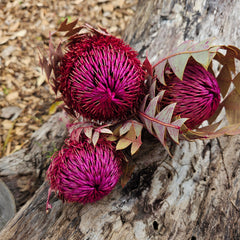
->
(160, 62), (221, 129)
(53, 24), (146, 122)
(46, 137), (123, 208)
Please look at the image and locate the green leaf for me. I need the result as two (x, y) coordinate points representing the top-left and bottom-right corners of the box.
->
(192, 51), (210, 69)
(168, 53), (190, 80)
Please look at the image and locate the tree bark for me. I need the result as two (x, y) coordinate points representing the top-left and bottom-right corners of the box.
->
(1, 0), (240, 239)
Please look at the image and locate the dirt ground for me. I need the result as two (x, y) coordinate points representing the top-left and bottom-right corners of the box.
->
(0, 0), (138, 158)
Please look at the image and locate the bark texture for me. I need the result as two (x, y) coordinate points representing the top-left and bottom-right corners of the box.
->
(1, 0), (240, 239)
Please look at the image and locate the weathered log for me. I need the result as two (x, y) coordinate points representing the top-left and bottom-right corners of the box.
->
(1, 0), (240, 239)
(0, 112), (67, 209)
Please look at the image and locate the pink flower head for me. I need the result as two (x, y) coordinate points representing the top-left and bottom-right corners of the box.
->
(57, 26), (146, 122)
(160, 62), (221, 129)
(46, 137), (123, 206)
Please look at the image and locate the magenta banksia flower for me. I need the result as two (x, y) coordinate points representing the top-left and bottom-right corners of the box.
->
(54, 24), (146, 122)
(160, 62), (221, 129)
(46, 137), (123, 209)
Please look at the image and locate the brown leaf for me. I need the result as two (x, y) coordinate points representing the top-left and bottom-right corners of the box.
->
(216, 64), (232, 98)
(222, 89), (240, 124)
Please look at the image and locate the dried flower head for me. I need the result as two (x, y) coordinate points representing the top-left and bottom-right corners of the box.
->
(160, 62), (221, 129)
(46, 137), (123, 207)
(54, 25), (146, 122)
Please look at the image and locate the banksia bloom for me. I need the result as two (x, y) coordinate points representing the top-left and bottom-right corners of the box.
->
(160, 62), (221, 129)
(52, 24), (146, 122)
(46, 137), (123, 208)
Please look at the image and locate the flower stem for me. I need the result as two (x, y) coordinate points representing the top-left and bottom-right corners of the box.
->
(152, 47), (219, 68)
(139, 111), (180, 129)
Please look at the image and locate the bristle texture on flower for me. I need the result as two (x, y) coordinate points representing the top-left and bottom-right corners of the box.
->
(58, 30), (146, 121)
(46, 137), (123, 204)
(160, 62), (221, 129)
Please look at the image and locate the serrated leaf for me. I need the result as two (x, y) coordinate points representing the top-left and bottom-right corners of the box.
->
(152, 103), (176, 153)
(189, 38), (216, 51)
(216, 64), (232, 98)
(168, 53), (190, 80)
(140, 94), (149, 112)
(39, 55), (52, 80)
(222, 89), (240, 124)
(142, 57), (153, 76)
(192, 51), (210, 69)
(92, 131), (100, 147)
(58, 18), (78, 32)
(167, 118), (188, 143)
(155, 60), (167, 85)
(141, 95), (160, 134)
(149, 80), (156, 99)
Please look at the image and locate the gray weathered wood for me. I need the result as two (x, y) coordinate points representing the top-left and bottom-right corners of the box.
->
(0, 0), (240, 239)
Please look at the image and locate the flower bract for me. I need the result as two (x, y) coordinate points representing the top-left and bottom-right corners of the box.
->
(57, 26), (146, 122)
(46, 137), (123, 206)
(160, 62), (221, 129)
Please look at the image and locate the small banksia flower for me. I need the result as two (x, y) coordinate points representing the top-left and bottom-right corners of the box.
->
(55, 24), (146, 122)
(160, 62), (221, 129)
(46, 137), (123, 208)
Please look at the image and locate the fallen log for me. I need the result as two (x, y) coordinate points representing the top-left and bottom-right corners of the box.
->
(0, 0), (240, 239)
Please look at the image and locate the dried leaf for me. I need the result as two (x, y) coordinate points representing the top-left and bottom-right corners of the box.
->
(116, 123), (143, 154)
(222, 89), (240, 124)
(131, 135), (142, 155)
(121, 160), (135, 188)
(216, 64), (232, 98)
(232, 73), (240, 95)
(48, 101), (63, 115)
(116, 138), (132, 150)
